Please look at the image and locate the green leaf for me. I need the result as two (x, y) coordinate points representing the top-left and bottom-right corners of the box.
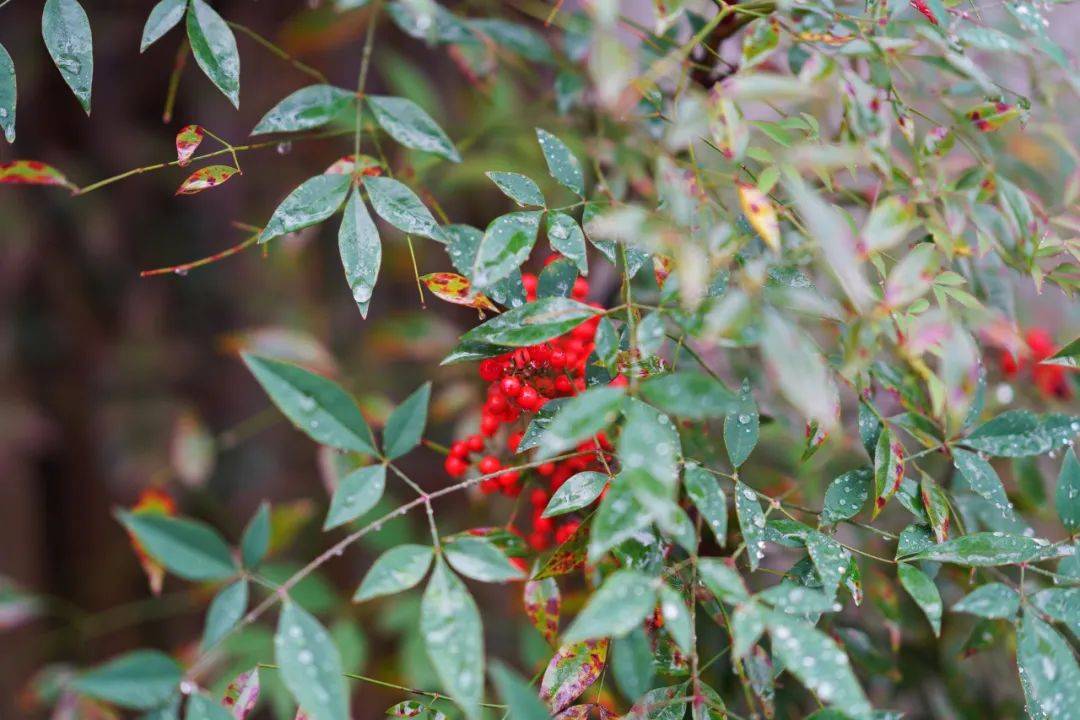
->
(469, 18), (554, 63)
(758, 582), (836, 616)
(363, 176), (444, 241)
(1056, 447), (1080, 534)
(564, 570), (657, 642)
(486, 171), (544, 207)
(71, 650), (182, 710)
(612, 626), (655, 702)
(186, 0), (239, 107)
(200, 579), (248, 651)
(1017, 612), (1080, 719)
(353, 544), (433, 602)
(639, 372), (737, 421)
(242, 353), (376, 454)
(952, 582), (1019, 619)
(489, 661), (550, 720)
(542, 471), (608, 518)
(461, 296), (601, 350)
(698, 557), (750, 604)
(383, 382), (430, 459)
(760, 311), (839, 430)
(367, 94), (460, 162)
(338, 188), (381, 317)
(140, 0), (187, 52)
(820, 468), (871, 526)
(537, 257), (579, 298)
(952, 448), (1014, 520)
(735, 481), (767, 571)
(42, 0), (93, 113)
(1030, 587), (1079, 637)
(731, 603), (766, 659)
(766, 615), (872, 719)
(627, 684), (688, 720)
(421, 559), (484, 720)
(546, 212), (588, 274)
(961, 410), (1080, 458)
(323, 464), (386, 530)
(240, 502), (271, 569)
(275, 603), (349, 720)
(469, 211), (543, 289)
(684, 463), (727, 545)
(903, 532), (1070, 566)
(536, 128), (584, 196)
(259, 173), (351, 244)
(920, 473), (950, 543)
(724, 379), (759, 467)
(444, 536), (525, 582)
(118, 512), (235, 581)
(537, 384), (623, 458)
(540, 639), (609, 713)
(619, 399), (680, 495)
(872, 428), (904, 518)
(516, 398), (567, 453)
(897, 563), (942, 637)
(1042, 335), (1080, 369)
(805, 531), (852, 600)
(657, 583), (692, 655)
(252, 84), (353, 135)
(184, 693), (233, 720)
(588, 480), (650, 562)
(0, 44), (14, 143)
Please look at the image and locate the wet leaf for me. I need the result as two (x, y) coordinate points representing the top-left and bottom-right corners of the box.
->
(871, 428), (904, 518)
(421, 560), (484, 720)
(339, 189), (381, 317)
(140, 0), (186, 52)
(546, 212), (588, 275)
(42, 0), (93, 113)
(897, 563), (941, 637)
(176, 164), (238, 195)
(639, 372), (737, 421)
(805, 531), (852, 600)
(241, 353), (377, 454)
(724, 379), (759, 467)
(323, 464), (385, 530)
(421, 272), (497, 313)
(240, 502), (270, 569)
(524, 575), (560, 646)
(461, 296), (600, 350)
(611, 627), (655, 702)
(444, 536), (524, 583)
(698, 558), (749, 604)
(859, 196), (915, 256)
(117, 511), (235, 581)
(684, 464), (727, 545)
(363, 176), (444, 241)
(658, 583), (692, 655)
(1056, 447), (1080, 534)
(368, 95), (460, 162)
(737, 182), (779, 251)
(0, 44), (15, 143)
(71, 650), (182, 710)
(960, 410), (1080, 458)
(275, 603), (349, 720)
(490, 661), (549, 720)
(259, 173), (351, 243)
(619, 399), (680, 495)
(735, 481), (767, 571)
(187, 0), (240, 107)
(820, 468), (871, 526)
(383, 382), (430, 459)
(0, 159), (75, 190)
(952, 583), (1019, 619)
(920, 473), (950, 543)
(625, 684), (686, 720)
(201, 579), (248, 651)
(1016, 612), (1080, 719)
(543, 471), (608, 518)
(353, 544), (433, 602)
(540, 639), (609, 712)
(902, 532), (1071, 566)
(252, 85), (353, 135)
(952, 448), (1014, 522)
(883, 244), (939, 309)
(588, 481), (650, 562)
(186, 693), (234, 720)
(538, 384), (623, 459)
(761, 311), (839, 431)
(469, 210), (543, 289)
(486, 171), (545, 207)
(221, 668), (260, 720)
(1030, 587), (1079, 636)
(1042, 336), (1080, 369)
(563, 570), (657, 643)
(536, 128), (584, 196)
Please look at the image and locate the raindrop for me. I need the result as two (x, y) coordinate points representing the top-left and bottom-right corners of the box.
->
(276, 141), (293, 155)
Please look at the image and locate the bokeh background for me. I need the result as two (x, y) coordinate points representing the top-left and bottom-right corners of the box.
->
(2, 1), (1079, 719)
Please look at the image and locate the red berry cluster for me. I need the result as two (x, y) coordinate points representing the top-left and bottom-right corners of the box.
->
(444, 257), (618, 550)
(1000, 327), (1074, 400)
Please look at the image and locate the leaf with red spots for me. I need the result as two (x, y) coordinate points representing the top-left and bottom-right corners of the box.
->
(553, 706), (592, 720)
(524, 576), (561, 647)
(909, 0), (940, 25)
(324, 153), (383, 177)
(540, 639), (609, 713)
(386, 701), (425, 718)
(221, 667), (260, 719)
(127, 488), (177, 595)
(176, 164), (239, 195)
(919, 472), (950, 543)
(737, 181), (780, 252)
(421, 272), (498, 313)
(966, 101), (1021, 133)
(176, 125), (205, 167)
(872, 427), (904, 519)
(653, 254), (672, 290)
(0, 160), (76, 191)
(533, 520), (590, 580)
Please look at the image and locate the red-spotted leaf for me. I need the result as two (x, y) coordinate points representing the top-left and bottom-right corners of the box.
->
(176, 164), (239, 195)
(221, 668), (260, 719)
(967, 101), (1021, 133)
(176, 125), (205, 167)
(421, 272), (498, 313)
(554, 706), (592, 720)
(0, 160), (75, 191)
(872, 428), (904, 518)
(524, 576), (561, 647)
(737, 181), (779, 252)
(125, 488), (177, 596)
(540, 639), (609, 713)
(386, 701), (426, 718)
(324, 153), (382, 177)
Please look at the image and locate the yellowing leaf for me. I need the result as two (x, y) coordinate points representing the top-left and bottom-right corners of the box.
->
(421, 272), (498, 313)
(324, 153), (383, 177)
(0, 159), (76, 191)
(176, 164), (239, 195)
(737, 181), (780, 251)
(967, 101), (1021, 133)
(175, 124), (205, 167)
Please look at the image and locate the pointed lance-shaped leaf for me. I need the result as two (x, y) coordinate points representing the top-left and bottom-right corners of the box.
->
(200, 579), (248, 652)
(458, 296), (600, 349)
(0, 160), (76, 191)
(761, 311), (839, 432)
(186, 0), (240, 107)
(0, 43), (15, 143)
(175, 125), (205, 167)
(176, 164), (239, 195)
(383, 382), (430, 460)
(222, 667), (260, 719)
(42, 0), (93, 113)
(259, 173), (351, 243)
(469, 211), (543, 289)
(367, 95), (460, 162)
(420, 559), (485, 720)
(540, 639), (609, 713)
(252, 85), (354, 135)
(363, 176), (444, 242)
(737, 182), (780, 252)
(486, 171), (545, 207)
(420, 272), (497, 313)
(536, 128), (584, 196)
(140, 0), (186, 52)
(275, 603), (349, 720)
(563, 570), (657, 643)
(524, 575), (561, 646)
(897, 562), (942, 637)
(338, 188), (381, 317)
(1056, 447), (1080, 535)
(353, 544), (433, 602)
(323, 464), (385, 530)
(490, 661), (550, 720)
(71, 650), (183, 710)
(117, 511), (235, 581)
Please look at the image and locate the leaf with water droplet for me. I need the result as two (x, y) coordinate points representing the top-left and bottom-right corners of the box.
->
(183, 692), (234, 720)
(537, 384), (623, 460)
(919, 473), (950, 543)
(176, 164), (238, 195)
(275, 602), (349, 720)
(563, 570), (657, 643)
(537, 257), (578, 299)
(619, 399), (680, 495)
(639, 371), (737, 421)
(0, 44), (15, 143)
(140, 0), (186, 52)
(952, 582), (1019, 619)
(540, 639), (609, 712)
(684, 463), (727, 546)
(543, 471), (608, 518)
(961, 410), (1080, 458)
(902, 531), (1071, 566)
(485, 171), (544, 207)
(871, 428), (904, 519)
(187, 0), (240, 107)
(952, 448), (1014, 523)
(490, 660), (550, 720)
(200, 579), (248, 652)
(897, 563), (941, 637)
(242, 353), (377, 454)
(363, 176), (444, 242)
(469, 211), (542, 289)
(260, 173), (351, 243)
(253, 85), (354, 135)
(820, 468), (871, 527)
(805, 531), (851, 600)
(337, 188), (381, 317)
(761, 311), (839, 431)
(1017, 611), (1080, 719)
(353, 544), (432, 602)
(536, 128), (584, 196)
(725, 379), (759, 467)
(462, 296), (602, 354)
(1055, 447), (1080, 535)
(1030, 587), (1079, 637)
(367, 94), (460, 162)
(588, 480), (650, 562)
(657, 583), (692, 655)
(42, 0), (93, 114)
(546, 213), (588, 275)
(611, 626), (654, 703)
(421, 272), (497, 313)
(698, 558), (750, 604)
(444, 536), (525, 583)
(323, 464), (385, 530)
(70, 650), (182, 710)
(117, 511), (235, 581)
(735, 481), (767, 571)
(174, 125), (205, 167)
(420, 559), (484, 720)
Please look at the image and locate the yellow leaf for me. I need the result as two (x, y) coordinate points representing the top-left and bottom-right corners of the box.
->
(737, 182), (780, 252)
(421, 272), (498, 313)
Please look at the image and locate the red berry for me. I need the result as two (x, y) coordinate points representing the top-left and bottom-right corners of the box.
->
(500, 376), (522, 397)
(450, 440), (469, 458)
(518, 385), (540, 410)
(507, 432), (523, 453)
(530, 488), (548, 507)
(610, 374), (629, 387)
(479, 359), (502, 382)
(467, 434), (484, 452)
(444, 456), (467, 477)
(537, 462), (555, 476)
(571, 277), (589, 300)
(510, 557), (528, 573)
(555, 375), (573, 394)
(497, 471), (519, 488)
(549, 350), (567, 369)
(478, 456), (502, 474)
(479, 479), (499, 494)
(528, 532), (548, 551)
(480, 414), (501, 436)
(534, 516), (553, 533)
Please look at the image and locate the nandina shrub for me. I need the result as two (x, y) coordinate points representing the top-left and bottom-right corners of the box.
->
(2, 1), (1079, 719)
